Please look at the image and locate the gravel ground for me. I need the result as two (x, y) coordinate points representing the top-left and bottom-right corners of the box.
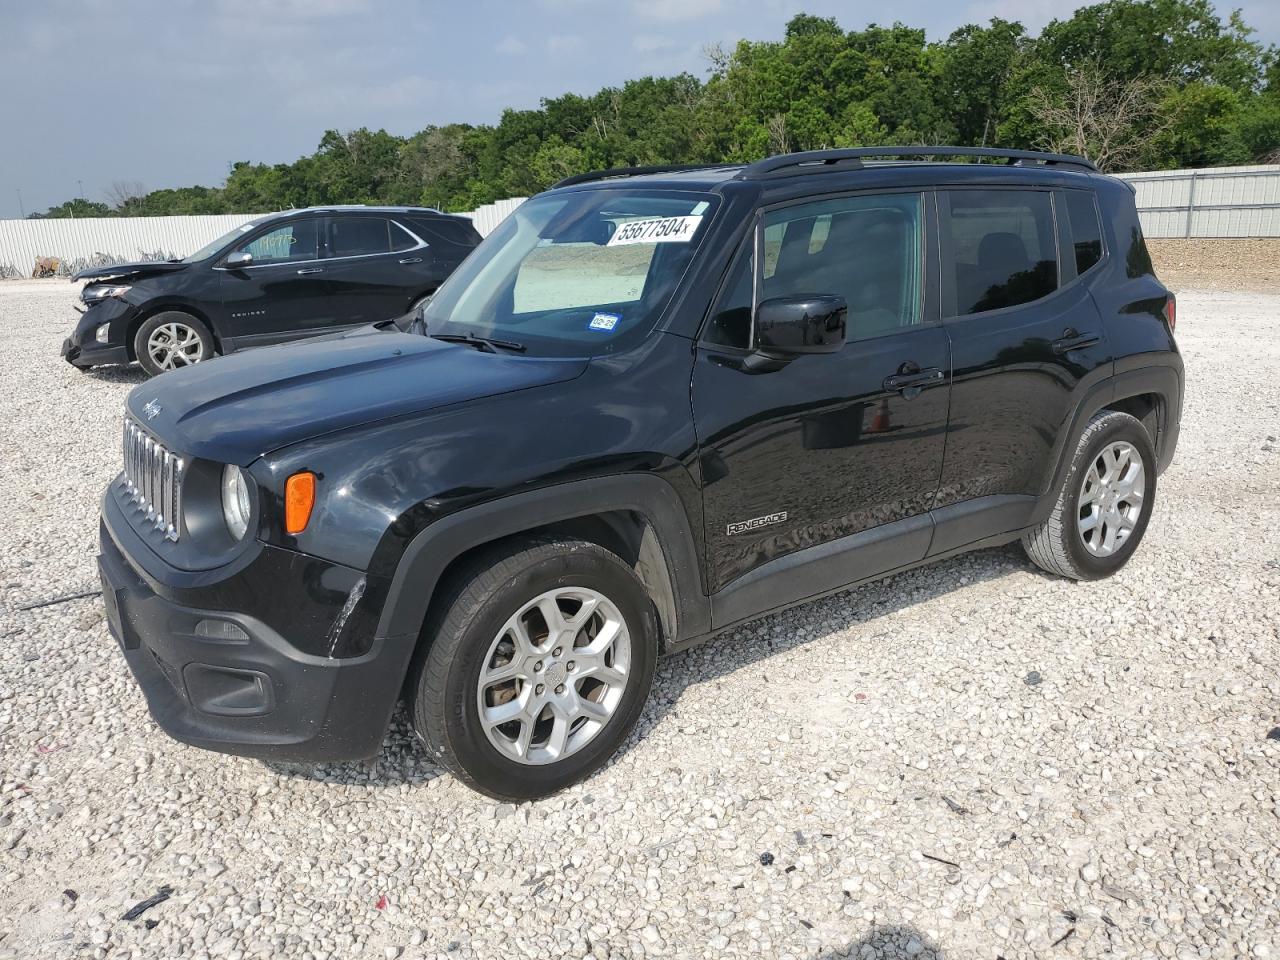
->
(1, 279), (1279, 960)
(1147, 238), (1280, 294)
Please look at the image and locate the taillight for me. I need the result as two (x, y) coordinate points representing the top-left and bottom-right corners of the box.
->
(1163, 295), (1176, 332)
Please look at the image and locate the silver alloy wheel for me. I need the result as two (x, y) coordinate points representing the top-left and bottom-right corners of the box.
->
(476, 586), (632, 766)
(146, 322), (206, 370)
(1078, 440), (1145, 557)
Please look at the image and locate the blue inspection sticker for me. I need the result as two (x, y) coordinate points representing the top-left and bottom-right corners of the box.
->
(587, 312), (620, 332)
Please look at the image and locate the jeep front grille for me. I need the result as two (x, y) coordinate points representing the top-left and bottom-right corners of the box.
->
(122, 417), (184, 541)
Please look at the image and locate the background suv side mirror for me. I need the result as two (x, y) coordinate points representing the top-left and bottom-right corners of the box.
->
(754, 295), (847, 357)
(223, 251), (253, 268)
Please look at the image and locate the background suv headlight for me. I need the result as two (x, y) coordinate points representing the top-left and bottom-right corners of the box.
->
(221, 465), (252, 540)
(82, 284), (131, 304)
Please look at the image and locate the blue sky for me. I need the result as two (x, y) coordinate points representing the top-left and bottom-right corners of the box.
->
(2, 0), (1277, 218)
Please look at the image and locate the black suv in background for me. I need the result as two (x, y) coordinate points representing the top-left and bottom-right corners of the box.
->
(62, 205), (481, 376)
(97, 148), (1181, 799)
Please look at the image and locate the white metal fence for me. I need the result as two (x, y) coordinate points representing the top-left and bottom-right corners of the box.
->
(3, 164), (1277, 276)
(467, 197), (527, 238)
(1114, 164), (1280, 238)
(0, 201), (530, 279)
(0, 214), (263, 278)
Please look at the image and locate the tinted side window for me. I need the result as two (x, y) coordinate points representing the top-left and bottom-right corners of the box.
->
(704, 246), (753, 348)
(389, 221), (419, 252)
(1063, 190), (1103, 275)
(416, 219), (480, 246)
(237, 219), (318, 264)
(758, 192), (924, 341)
(947, 190), (1058, 316)
(328, 217), (391, 258)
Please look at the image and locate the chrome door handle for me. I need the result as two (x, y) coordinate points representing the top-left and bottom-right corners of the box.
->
(296, 267), (323, 275)
(883, 368), (944, 392)
(399, 257), (423, 264)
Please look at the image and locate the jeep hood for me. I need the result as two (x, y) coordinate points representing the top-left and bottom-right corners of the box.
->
(126, 326), (587, 465)
(74, 260), (188, 282)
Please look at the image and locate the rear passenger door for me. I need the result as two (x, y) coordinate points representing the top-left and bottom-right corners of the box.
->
(931, 187), (1112, 553)
(320, 216), (430, 325)
(693, 190), (951, 603)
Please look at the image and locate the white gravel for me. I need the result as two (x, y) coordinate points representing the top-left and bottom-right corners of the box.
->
(1, 279), (1278, 960)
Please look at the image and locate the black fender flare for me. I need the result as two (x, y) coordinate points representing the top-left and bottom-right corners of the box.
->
(1032, 362), (1183, 526)
(374, 473), (711, 647)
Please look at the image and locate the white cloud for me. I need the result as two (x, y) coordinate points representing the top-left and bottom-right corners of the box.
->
(495, 35), (528, 55)
(287, 73), (439, 115)
(216, 0), (370, 19)
(634, 0), (722, 21)
(632, 33), (678, 52)
(546, 33), (584, 52)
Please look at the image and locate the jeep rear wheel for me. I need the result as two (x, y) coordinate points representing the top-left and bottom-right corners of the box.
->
(411, 538), (658, 800)
(1022, 410), (1157, 580)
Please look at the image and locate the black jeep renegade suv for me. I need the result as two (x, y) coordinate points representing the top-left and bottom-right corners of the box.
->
(98, 148), (1181, 799)
(62, 205), (480, 377)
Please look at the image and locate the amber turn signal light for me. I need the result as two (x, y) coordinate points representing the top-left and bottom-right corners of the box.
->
(285, 471), (316, 535)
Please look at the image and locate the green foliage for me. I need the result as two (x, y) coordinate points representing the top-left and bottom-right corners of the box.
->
(34, 1), (1280, 219)
(1152, 82), (1251, 167)
(31, 198), (113, 219)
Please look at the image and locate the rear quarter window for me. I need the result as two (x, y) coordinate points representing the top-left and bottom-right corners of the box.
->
(1063, 190), (1104, 275)
(410, 218), (481, 248)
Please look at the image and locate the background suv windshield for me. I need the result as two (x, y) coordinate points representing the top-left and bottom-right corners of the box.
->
(424, 189), (718, 356)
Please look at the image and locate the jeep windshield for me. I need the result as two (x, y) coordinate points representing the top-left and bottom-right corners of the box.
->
(421, 189), (719, 357)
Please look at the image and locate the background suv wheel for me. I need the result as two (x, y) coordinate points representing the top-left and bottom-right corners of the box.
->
(134, 311), (214, 377)
(1022, 410), (1158, 580)
(411, 538), (659, 800)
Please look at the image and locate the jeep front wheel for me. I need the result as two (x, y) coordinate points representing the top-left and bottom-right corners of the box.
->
(411, 538), (658, 800)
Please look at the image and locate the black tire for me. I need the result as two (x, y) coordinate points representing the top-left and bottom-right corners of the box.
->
(1022, 410), (1157, 580)
(133, 311), (215, 377)
(411, 538), (659, 800)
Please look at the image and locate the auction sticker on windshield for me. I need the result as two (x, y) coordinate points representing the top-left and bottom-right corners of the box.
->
(607, 215), (703, 247)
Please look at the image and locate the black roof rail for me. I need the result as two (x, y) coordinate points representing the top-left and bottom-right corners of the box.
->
(554, 163), (737, 188)
(736, 146), (1098, 180)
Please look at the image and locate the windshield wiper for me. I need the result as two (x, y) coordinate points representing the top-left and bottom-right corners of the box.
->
(430, 332), (527, 354)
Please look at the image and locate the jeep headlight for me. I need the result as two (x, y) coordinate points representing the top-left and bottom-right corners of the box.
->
(221, 465), (252, 540)
(82, 283), (131, 304)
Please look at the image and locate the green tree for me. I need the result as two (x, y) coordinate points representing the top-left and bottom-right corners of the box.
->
(936, 19), (1027, 146)
(30, 2), (1280, 216)
(30, 199), (113, 219)
(1153, 82), (1250, 166)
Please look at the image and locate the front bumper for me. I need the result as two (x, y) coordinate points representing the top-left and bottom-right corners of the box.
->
(99, 511), (414, 763)
(62, 335), (129, 368)
(62, 300), (133, 368)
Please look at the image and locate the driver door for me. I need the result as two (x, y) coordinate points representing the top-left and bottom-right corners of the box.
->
(692, 190), (951, 613)
(217, 216), (332, 348)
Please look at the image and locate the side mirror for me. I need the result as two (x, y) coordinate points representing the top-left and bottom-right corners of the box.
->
(223, 251), (253, 268)
(754, 295), (847, 357)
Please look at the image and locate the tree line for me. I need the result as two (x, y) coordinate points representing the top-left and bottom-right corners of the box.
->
(32, 0), (1280, 219)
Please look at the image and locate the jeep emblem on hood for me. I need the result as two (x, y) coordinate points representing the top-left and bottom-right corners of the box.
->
(142, 399), (162, 421)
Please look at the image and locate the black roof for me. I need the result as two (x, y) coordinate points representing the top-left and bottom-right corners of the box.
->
(553, 147), (1098, 191)
(266, 204), (464, 219)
